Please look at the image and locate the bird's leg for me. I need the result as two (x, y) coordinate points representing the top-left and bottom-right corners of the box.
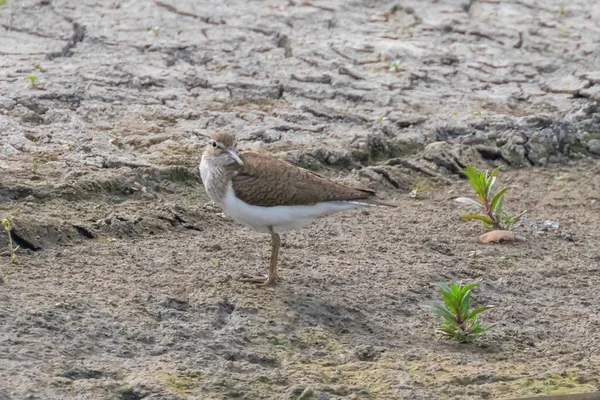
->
(265, 230), (281, 285)
(241, 227), (282, 286)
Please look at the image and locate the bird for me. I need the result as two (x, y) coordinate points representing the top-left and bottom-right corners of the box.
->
(199, 132), (396, 286)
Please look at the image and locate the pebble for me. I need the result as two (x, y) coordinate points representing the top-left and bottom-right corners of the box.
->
(587, 139), (600, 155)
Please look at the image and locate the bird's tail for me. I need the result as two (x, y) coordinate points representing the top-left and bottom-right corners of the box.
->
(345, 199), (398, 208)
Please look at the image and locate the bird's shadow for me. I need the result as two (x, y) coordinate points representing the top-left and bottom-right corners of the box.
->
(278, 289), (502, 355)
(280, 289), (413, 346)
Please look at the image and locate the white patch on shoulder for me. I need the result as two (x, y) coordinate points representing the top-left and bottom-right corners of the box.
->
(222, 184), (364, 233)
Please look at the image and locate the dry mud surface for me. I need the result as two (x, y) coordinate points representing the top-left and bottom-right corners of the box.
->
(1, 0), (600, 399)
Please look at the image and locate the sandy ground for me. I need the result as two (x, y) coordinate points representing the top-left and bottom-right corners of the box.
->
(1, 0), (600, 399)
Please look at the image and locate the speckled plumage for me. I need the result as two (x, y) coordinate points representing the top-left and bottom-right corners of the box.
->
(232, 152), (377, 207)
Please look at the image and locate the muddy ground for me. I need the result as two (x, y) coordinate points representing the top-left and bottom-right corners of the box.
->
(1, 0), (600, 399)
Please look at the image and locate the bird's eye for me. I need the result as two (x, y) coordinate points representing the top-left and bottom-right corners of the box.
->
(211, 141), (217, 148)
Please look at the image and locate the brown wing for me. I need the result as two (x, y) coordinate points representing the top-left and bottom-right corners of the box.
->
(231, 152), (375, 207)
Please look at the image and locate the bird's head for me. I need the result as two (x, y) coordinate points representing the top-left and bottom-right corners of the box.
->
(202, 132), (244, 166)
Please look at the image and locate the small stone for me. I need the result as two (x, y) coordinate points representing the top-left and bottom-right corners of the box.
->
(354, 344), (381, 361)
(548, 155), (561, 163)
(582, 71), (600, 84)
(441, 53), (459, 65)
(587, 139), (600, 155)
(556, 231), (575, 242)
(0, 96), (16, 110)
(298, 387), (314, 400)
(150, 346), (167, 356)
(2, 144), (21, 155)
(288, 386), (306, 398)
(50, 377), (73, 386)
(543, 220), (560, 231)
(536, 62), (561, 74)
(543, 74), (588, 94)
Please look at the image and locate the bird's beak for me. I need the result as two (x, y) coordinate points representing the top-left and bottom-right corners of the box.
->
(227, 149), (244, 165)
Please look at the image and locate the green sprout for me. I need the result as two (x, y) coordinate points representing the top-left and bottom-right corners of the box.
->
(409, 184), (420, 199)
(455, 165), (526, 231)
(25, 75), (45, 90)
(108, 132), (123, 148)
(2, 218), (19, 264)
(148, 26), (160, 36)
(422, 281), (493, 343)
(32, 63), (45, 72)
(389, 59), (402, 72)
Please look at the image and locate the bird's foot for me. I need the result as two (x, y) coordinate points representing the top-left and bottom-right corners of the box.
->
(240, 274), (282, 287)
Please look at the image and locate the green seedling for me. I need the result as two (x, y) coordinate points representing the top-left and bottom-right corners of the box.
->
(409, 184), (420, 199)
(148, 26), (160, 36)
(25, 75), (45, 90)
(32, 63), (45, 72)
(108, 132), (123, 148)
(456, 165), (526, 231)
(389, 59), (402, 72)
(422, 281), (493, 343)
(557, 25), (567, 33)
(2, 218), (19, 264)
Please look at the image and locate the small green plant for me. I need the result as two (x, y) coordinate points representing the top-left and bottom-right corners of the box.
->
(422, 281), (493, 343)
(26, 75), (37, 86)
(108, 132), (123, 148)
(2, 218), (19, 264)
(409, 183), (420, 199)
(456, 165), (526, 231)
(32, 63), (45, 72)
(25, 75), (45, 90)
(389, 59), (402, 72)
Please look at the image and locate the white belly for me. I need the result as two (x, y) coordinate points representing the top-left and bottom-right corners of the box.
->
(222, 185), (365, 233)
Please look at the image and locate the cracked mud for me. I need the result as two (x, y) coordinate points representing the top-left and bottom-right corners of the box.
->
(1, 0), (600, 399)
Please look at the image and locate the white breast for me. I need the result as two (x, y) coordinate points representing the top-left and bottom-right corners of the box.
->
(222, 184), (365, 234)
